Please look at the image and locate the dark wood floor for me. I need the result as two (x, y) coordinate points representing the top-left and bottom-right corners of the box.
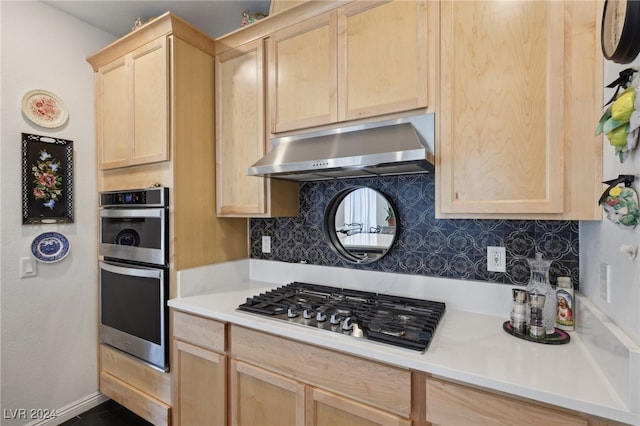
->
(60, 399), (152, 426)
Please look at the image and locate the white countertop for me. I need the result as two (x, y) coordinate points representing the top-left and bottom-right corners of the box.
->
(169, 280), (638, 425)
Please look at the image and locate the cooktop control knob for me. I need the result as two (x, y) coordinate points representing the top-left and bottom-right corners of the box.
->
(287, 307), (298, 318)
(330, 313), (341, 325)
(303, 309), (313, 319)
(342, 317), (353, 331)
(316, 311), (327, 322)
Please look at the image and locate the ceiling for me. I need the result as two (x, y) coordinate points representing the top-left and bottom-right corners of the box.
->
(43, 0), (273, 40)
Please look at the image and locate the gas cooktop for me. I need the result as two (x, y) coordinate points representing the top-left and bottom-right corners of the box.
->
(237, 282), (446, 352)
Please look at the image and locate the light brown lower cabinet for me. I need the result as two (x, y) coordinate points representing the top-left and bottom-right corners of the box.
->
(310, 387), (411, 426)
(229, 325), (412, 426)
(230, 361), (304, 425)
(418, 375), (610, 426)
(172, 310), (227, 426)
(171, 316), (619, 426)
(229, 360), (411, 426)
(174, 341), (226, 426)
(99, 344), (171, 425)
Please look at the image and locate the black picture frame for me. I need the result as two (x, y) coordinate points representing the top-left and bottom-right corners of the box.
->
(22, 133), (74, 224)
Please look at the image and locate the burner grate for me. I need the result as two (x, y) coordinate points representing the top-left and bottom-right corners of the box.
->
(238, 282), (445, 352)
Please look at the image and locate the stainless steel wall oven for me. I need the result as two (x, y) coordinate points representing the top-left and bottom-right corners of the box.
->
(98, 187), (169, 371)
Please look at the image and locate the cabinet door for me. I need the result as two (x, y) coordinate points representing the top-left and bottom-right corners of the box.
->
(174, 340), (226, 426)
(424, 377), (588, 426)
(338, 0), (429, 121)
(310, 388), (411, 426)
(437, 1), (564, 215)
(130, 37), (170, 167)
(95, 37), (169, 170)
(231, 326), (411, 417)
(230, 360), (305, 426)
(269, 12), (338, 133)
(96, 57), (129, 169)
(216, 39), (299, 218)
(216, 39), (268, 216)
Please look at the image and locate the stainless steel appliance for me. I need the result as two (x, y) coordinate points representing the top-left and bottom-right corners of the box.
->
(98, 187), (169, 371)
(238, 282), (445, 352)
(99, 188), (168, 265)
(247, 113), (435, 181)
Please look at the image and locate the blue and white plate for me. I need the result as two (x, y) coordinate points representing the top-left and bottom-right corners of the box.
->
(31, 232), (70, 263)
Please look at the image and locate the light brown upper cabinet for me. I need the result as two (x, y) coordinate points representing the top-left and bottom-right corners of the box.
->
(269, 0), (430, 134)
(215, 39), (298, 217)
(339, 0), (429, 122)
(436, 0), (603, 219)
(88, 11), (249, 277)
(93, 37), (169, 170)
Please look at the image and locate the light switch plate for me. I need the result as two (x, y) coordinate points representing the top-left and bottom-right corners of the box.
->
(20, 257), (37, 278)
(487, 246), (506, 272)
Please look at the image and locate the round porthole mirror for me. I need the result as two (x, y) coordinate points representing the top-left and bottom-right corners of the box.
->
(324, 187), (398, 264)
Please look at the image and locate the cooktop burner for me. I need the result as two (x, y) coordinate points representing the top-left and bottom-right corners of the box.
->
(237, 282), (446, 352)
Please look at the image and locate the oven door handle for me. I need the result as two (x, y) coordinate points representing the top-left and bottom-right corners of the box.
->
(100, 208), (165, 219)
(99, 260), (163, 279)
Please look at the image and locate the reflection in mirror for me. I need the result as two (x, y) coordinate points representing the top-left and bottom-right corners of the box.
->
(324, 187), (398, 264)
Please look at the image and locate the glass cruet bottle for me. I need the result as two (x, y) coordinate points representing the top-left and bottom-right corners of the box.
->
(525, 252), (557, 335)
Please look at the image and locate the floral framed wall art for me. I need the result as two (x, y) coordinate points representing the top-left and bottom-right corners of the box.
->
(22, 133), (73, 224)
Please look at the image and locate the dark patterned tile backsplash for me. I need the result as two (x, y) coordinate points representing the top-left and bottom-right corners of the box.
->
(250, 174), (579, 289)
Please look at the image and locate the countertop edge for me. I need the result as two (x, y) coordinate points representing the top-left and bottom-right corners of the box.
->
(168, 296), (639, 426)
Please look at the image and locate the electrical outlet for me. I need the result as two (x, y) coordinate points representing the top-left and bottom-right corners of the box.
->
(262, 236), (271, 254)
(487, 246), (506, 272)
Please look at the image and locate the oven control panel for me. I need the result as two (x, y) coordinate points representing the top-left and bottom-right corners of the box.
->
(99, 187), (168, 208)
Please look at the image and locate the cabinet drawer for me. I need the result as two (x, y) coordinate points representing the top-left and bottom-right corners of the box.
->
(230, 325), (411, 417)
(424, 377), (588, 426)
(173, 310), (226, 353)
(100, 371), (171, 426)
(99, 344), (171, 404)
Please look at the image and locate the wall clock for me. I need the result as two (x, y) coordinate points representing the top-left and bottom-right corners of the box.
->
(601, 0), (640, 64)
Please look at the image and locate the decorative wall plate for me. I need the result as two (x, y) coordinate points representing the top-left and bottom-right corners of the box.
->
(31, 232), (70, 263)
(22, 90), (68, 128)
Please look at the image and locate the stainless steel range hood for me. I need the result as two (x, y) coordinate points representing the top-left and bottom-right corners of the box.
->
(247, 113), (434, 181)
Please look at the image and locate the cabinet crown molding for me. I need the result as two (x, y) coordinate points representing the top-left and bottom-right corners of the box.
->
(87, 11), (215, 70)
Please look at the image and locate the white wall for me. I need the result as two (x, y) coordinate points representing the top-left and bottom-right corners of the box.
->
(0, 2), (114, 424)
(581, 58), (640, 345)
